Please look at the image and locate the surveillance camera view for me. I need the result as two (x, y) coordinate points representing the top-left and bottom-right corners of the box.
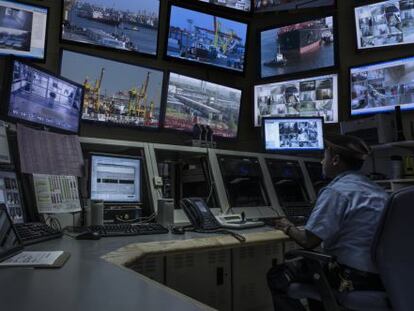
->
(264, 118), (324, 151)
(254, 0), (334, 13)
(355, 0), (414, 49)
(165, 73), (242, 138)
(8, 61), (83, 133)
(198, 0), (251, 12)
(351, 56), (414, 116)
(62, 0), (159, 55)
(167, 5), (247, 72)
(261, 17), (334, 78)
(60, 50), (163, 128)
(254, 74), (338, 127)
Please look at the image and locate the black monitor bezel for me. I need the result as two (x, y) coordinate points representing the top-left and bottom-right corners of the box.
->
(0, 204), (23, 262)
(3, 56), (85, 135)
(253, 0), (336, 15)
(88, 152), (143, 205)
(257, 13), (339, 82)
(160, 70), (243, 141)
(164, 1), (250, 76)
(59, 0), (161, 59)
(58, 48), (167, 132)
(261, 116), (325, 153)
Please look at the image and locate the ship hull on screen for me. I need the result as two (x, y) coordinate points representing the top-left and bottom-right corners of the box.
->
(8, 61), (83, 133)
(62, 0), (159, 56)
(254, 74), (338, 126)
(199, 0), (251, 11)
(165, 73), (241, 138)
(0, 0), (47, 59)
(60, 50), (163, 129)
(167, 6), (247, 72)
(351, 56), (414, 116)
(261, 17), (334, 78)
(254, 0), (334, 13)
(355, 0), (414, 50)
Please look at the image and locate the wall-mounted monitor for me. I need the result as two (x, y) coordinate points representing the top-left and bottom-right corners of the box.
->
(197, 0), (252, 12)
(254, 0), (335, 13)
(254, 73), (338, 126)
(350, 56), (414, 116)
(61, 0), (159, 56)
(6, 59), (83, 134)
(260, 16), (335, 79)
(355, 0), (414, 50)
(164, 72), (242, 138)
(262, 116), (324, 152)
(60, 49), (164, 129)
(0, 0), (48, 60)
(166, 5), (248, 73)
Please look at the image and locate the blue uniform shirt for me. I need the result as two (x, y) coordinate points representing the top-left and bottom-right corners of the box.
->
(305, 171), (389, 273)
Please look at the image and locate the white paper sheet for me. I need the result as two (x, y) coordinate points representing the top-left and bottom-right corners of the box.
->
(0, 123), (11, 164)
(0, 251), (64, 266)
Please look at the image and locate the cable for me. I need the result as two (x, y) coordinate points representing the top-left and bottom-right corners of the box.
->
(44, 215), (62, 231)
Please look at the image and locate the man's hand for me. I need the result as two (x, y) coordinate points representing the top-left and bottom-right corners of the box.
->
(273, 217), (294, 234)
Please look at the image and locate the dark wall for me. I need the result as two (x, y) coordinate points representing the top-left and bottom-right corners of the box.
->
(10, 0), (414, 152)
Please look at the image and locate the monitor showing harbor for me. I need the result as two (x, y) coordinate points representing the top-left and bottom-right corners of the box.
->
(166, 5), (248, 72)
(254, 0), (335, 13)
(260, 16), (335, 78)
(198, 0), (251, 12)
(60, 49), (164, 129)
(61, 0), (159, 56)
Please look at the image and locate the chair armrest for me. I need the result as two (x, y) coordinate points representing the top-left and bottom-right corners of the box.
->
(285, 249), (335, 264)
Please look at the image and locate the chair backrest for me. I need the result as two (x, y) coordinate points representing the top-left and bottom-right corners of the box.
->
(372, 186), (414, 311)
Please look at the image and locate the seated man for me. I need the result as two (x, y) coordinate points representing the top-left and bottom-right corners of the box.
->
(267, 134), (389, 311)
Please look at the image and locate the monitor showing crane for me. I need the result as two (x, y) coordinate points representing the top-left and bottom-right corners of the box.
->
(59, 49), (164, 129)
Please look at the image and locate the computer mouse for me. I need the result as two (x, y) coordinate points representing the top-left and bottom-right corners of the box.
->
(76, 231), (101, 240)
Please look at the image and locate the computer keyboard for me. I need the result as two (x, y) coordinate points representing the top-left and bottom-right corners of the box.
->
(88, 223), (169, 237)
(283, 205), (313, 226)
(14, 222), (63, 246)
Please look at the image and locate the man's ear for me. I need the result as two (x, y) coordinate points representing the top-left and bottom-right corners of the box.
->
(332, 154), (341, 166)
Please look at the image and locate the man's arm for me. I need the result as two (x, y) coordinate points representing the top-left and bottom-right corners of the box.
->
(274, 218), (322, 249)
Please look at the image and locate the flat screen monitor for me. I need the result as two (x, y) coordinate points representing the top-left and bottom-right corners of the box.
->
(254, 0), (335, 13)
(90, 154), (141, 203)
(263, 117), (324, 152)
(7, 59), (83, 134)
(61, 0), (159, 56)
(198, 0), (251, 12)
(350, 56), (414, 116)
(60, 49), (164, 129)
(254, 73), (338, 126)
(166, 5), (248, 72)
(0, 170), (24, 224)
(164, 72), (242, 138)
(355, 0), (414, 50)
(0, 0), (47, 60)
(260, 16), (335, 79)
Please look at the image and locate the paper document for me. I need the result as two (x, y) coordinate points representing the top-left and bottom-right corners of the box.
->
(17, 124), (84, 177)
(0, 123), (11, 164)
(0, 251), (64, 266)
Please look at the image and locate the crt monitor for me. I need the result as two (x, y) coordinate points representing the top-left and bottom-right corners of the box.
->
(90, 154), (141, 203)
(7, 59), (83, 134)
(0, 170), (23, 224)
(350, 55), (414, 116)
(305, 161), (330, 194)
(263, 117), (324, 152)
(0, 0), (48, 60)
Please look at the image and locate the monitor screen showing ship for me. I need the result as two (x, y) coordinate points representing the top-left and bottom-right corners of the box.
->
(61, 0), (159, 56)
(60, 49), (164, 129)
(166, 5), (248, 72)
(198, 0), (251, 12)
(260, 16), (335, 79)
(164, 73), (242, 138)
(254, 0), (335, 13)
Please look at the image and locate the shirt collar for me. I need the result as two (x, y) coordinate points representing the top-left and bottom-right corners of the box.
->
(330, 170), (361, 184)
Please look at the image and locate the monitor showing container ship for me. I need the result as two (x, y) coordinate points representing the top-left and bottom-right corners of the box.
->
(254, 0), (335, 13)
(60, 49), (164, 129)
(260, 16), (335, 79)
(166, 5), (248, 73)
(61, 0), (159, 56)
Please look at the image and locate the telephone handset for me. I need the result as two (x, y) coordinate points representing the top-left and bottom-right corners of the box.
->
(180, 197), (221, 230)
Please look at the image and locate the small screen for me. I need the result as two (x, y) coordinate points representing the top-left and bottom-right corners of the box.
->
(263, 117), (324, 152)
(90, 155), (141, 203)
(0, 206), (21, 259)
(355, 0), (414, 50)
(61, 0), (159, 56)
(350, 56), (414, 116)
(254, 74), (338, 126)
(198, 0), (251, 11)
(60, 49), (164, 129)
(260, 16), (335, 78)
(164, 72), (242, 138)
(254, 0), (335, 13)
(0, 0), (47, 60)
(0, 171), (23, 224)
(8, 60), (83, 133)
(167, 5), (248, 72)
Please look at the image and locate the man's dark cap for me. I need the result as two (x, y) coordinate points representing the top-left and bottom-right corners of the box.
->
(325, 134), (371, 160)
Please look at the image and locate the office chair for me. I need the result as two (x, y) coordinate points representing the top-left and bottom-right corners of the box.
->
(283, 185), (414, 311)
